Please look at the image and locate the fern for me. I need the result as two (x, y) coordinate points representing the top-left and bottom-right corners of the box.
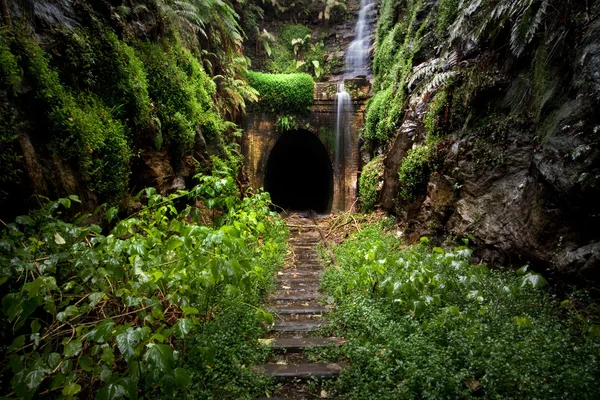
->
(448, 0), (551, 57)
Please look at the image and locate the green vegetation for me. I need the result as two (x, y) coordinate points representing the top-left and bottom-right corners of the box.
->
(137, 41), (225, 158)
(265, 24), (326, 78)
(358, 156), (384, 212)
(0, 165), (287, 398)
(247, 71), (314, 113)
(398, 144), (438, 201)
(318, 223), (600, 399)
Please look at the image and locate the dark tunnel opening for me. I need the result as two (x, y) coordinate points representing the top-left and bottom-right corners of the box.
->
(264, 130), (334, 213)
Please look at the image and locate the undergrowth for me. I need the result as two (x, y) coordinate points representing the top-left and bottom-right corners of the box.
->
(317, 223), (600, 399)
(0, 162), (287, 399)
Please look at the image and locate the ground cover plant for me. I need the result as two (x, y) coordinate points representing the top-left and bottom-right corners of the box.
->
(0, 162), (287, 399)
(317, 221), (600, 399)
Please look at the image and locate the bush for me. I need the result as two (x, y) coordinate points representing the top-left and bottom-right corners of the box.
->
(398, 144), (437, 200)
(247, 71), (314, 113)
(359, 156), (384, 212)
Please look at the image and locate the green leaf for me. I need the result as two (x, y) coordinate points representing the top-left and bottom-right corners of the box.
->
(57, 305), (79, 322)
(173, 318), (193, 339)
(63, 339), (82, 358)
(62, 382), (82, 396)
(96, 381), (128, 400)
(15, 215), (34, 226)
(12, 367), (49, 396)
(54, 232), (66, 245)
(58, 198), (71, 209)
(143, 343), (174, 376)
(173, 368), (192, 387)
(116, 327), (146, 363)
(521, 273), (547, 289)
(412, 300), (426, 318)
(101, 346), (115, 365)
(85, 318), (115, 343)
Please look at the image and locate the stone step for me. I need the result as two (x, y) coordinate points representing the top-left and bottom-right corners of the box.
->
(276, 284), (321, 292)
(267, 337), (347, 353)
(255, 362), (344, 379)
(270, 290), (321, 301)
(269, 305), (327, 315)
(276, 277), (322, 286)
(272, 320), (327, 332)
(277, 270), (323, 278)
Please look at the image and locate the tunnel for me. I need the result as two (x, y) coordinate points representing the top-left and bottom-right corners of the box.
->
(264, 129), (334, 213)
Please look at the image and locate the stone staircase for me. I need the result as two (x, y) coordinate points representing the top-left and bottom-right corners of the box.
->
(255, 213), (346, 399)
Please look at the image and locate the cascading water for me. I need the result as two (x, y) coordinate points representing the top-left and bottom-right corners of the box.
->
(335, 83), (352, 173)
(346, 0), (376, 78)
(333, 0), (376, 208)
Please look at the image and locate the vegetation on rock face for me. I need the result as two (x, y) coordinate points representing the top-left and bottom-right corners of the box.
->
(247, 71), (314, 113)
(358, 156), (384, 212)
(0, 162), (287, 398)
(317, 222), (600, 399)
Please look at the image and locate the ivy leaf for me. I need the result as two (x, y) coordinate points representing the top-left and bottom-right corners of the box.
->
(173, 318), (193, 339)
(54, 232), (66, 245)
(57, 305), (79, 323)
(96, 380), (128, 400)
(143, 344), (174, 381)
(63, 339), (82, 358)
(85, 318), (115, 343)
(12, 367), (49, 396)
(62, 382), (82, 396)
(15, 215), (34, 226)
(116, 327), (145, 363)
(521, 273), (547, 289)
(173, 368), (192, 387)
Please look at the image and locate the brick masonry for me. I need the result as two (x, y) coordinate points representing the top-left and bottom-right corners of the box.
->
(242, 78), (370, 212)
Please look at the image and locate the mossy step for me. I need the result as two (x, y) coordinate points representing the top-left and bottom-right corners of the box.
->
(268, 305), (327, 315)
(261, 337), (346, 353)
(272, 320), (328, 332)
(255, 362), (344, 379)
(270, 291), (321, 301)
(276, 284), (321, 292)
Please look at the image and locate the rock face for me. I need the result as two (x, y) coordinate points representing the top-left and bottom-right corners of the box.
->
(377, 5), (600, 283)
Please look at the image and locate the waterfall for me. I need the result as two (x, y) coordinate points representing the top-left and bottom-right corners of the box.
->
(333, 0), (376, 210)
(346, 0), (376, 78)
(334, 82), (352, 173)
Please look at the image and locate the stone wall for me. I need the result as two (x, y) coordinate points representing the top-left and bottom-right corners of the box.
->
(243, 79), (370, 212)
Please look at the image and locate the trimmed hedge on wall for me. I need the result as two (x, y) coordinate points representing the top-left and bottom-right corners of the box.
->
(247, 71), (314, 114)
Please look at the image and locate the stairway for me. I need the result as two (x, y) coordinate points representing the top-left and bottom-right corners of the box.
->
(256, 213), (346, 399)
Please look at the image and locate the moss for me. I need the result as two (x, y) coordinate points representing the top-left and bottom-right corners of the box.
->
(398, 143), (437, 201)
(0, 33), (23, 195)
(137, 40), (222, 160)
(359, 155), (384, 212)
(247, 71), (314, 113)
(532, 44), (560, 122)
(365, 0), (427, 144)
(14, 35), (132, 200)
(434, 0), (461, 38)
(424, 89), (448, 141)
(55, 22), (152, 128)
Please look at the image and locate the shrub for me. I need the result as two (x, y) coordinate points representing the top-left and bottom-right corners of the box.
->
(398, 144), (437, 200)
(359, 156), (384, 212)
(247, 71), (314, 113)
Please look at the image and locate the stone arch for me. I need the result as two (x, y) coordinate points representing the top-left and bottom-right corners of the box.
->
(264, 129), (334, 213)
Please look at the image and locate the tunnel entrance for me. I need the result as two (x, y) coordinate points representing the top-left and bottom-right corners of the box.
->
(264, 130), (334, 213)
